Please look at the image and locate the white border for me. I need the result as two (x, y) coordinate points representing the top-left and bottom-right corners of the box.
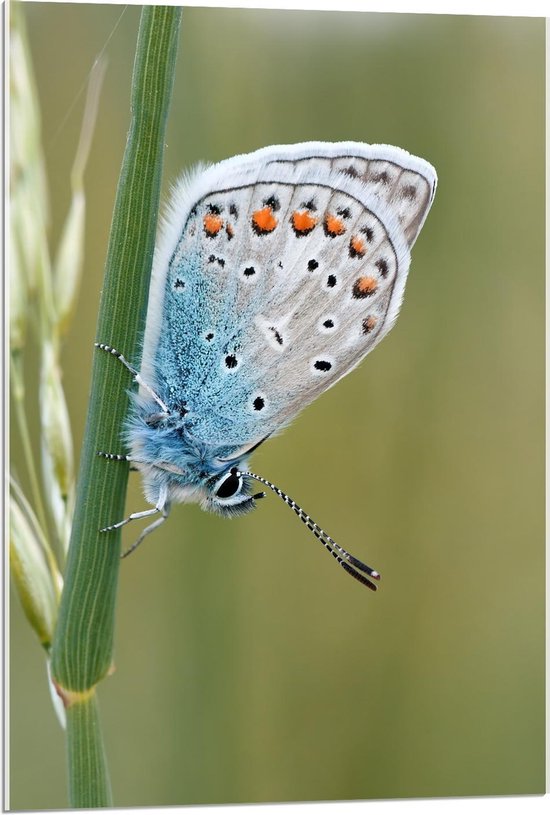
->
(15, 0), (550, 17)
(4, 3), (547, 814)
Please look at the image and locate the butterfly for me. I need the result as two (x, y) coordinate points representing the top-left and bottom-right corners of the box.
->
(97, 141), (437, 590)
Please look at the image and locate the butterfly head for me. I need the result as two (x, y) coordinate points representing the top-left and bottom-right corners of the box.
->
(202, 466), (265, 517)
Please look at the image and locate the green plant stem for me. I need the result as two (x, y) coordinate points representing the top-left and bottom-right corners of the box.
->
(50, 6), (182, 806)
(66, 693), (112, 808)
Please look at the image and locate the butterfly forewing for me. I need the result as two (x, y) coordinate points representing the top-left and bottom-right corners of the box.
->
(144, 143), (436, 451)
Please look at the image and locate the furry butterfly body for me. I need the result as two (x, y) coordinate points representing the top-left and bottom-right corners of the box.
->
(98, 141), (437, 587)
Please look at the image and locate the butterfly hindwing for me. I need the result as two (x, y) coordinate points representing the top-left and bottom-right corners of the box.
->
(142, 143), (437, 451)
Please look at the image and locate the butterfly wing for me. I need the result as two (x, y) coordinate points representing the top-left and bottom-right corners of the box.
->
(141, 142), (437, 453)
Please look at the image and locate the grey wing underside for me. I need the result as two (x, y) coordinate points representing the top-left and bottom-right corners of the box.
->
(145, 144), (437, 451)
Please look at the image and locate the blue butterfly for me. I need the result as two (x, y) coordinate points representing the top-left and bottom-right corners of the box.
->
(98, 142), (437, 590)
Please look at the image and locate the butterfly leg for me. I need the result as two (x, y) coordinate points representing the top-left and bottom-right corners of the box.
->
(100, 505), (161, 534)
(120, 503), (171, 559)
(97, 451), (131, 462)
(97, 450), (141, 471)
(95, 342), (169, 414)
(101, 485), (169, 556)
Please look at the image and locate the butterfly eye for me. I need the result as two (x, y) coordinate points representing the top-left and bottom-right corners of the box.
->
(214, 468), (242, 499)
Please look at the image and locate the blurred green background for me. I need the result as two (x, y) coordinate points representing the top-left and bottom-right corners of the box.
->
(10, 3), (545, 809)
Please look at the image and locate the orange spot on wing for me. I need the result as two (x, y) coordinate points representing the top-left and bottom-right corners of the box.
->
(350, 235), (366, 257)
(324, 213), (346, 236)
(252, 207), (278, 233)
(203, 213), (223, 236)
(352, 276), (377, 298)
(291, 210), (317, 235)
(362, 315), (378, 334)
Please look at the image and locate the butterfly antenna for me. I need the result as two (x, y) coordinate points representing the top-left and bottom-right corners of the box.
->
(243, 471), (380, 591)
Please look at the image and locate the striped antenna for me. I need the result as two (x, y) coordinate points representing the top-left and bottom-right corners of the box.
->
(243, 471), (380, 591)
